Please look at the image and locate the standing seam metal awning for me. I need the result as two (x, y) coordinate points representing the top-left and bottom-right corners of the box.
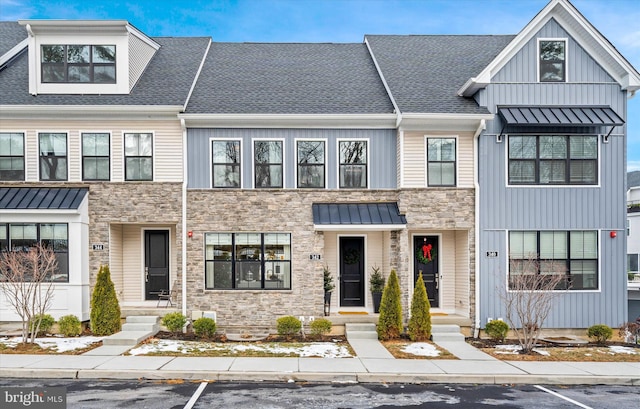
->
(498, 106), (624, 127)
(312, 202), (407, 231)
(0, 187), (89, 210)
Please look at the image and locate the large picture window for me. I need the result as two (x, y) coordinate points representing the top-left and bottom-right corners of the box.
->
(254, 140), (283, 188)
(0, 133), (25, 181)
(297, 140), (325, 188)
(82, 133), (110, 181)
(427, 138), (456, 186)
(339, 140), (367, 188)
(0, 223), (69, 282)
(539, 40), (566, 82)
(508, 135), (597, 185)
(212, 140), (241, 188)
(41, 45), (116, 83)
(205, 232), (291, 290)
(509, 230), (598, 290)
(39, 133), (67, 181)
(124, 133), (153, 181)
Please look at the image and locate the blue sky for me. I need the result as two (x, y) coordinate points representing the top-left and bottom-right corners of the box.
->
(2, 0), (639, 171)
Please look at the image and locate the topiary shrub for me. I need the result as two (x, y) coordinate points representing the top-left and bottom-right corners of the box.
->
(277, 315), (302, 336)
(485, 319), (509, 342)
(587, 324), (613, 344)
(377, 269), (403, 340)
(192, 317), (217, 338)
(309, 318), (332, 336)
(162, 312), (188, 334)
(30, 313), (55, 336)
(58, 315), (82, 337)
(90, 265), (121, 336)
(407, 272), (431, 341)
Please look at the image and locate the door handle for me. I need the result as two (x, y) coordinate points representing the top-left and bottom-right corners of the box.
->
(435, 274), (439, 290)
(145, 267), (149, 282)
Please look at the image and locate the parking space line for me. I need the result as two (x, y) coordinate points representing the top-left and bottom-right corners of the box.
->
(184, 381), (208, 409)
(534, 385), (593, 409)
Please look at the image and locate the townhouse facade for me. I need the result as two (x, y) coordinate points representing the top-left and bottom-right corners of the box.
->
(1, 0), (638, 333)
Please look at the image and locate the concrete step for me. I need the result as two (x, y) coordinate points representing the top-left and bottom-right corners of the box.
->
(345, 323), (376, 332)
(102, 330), (156, 346)
(345, 323), (377, 340)
(431, 332), (465, 342)
(431, 324), (462, 333)
(125, 316), (159, 324)
(346, 330), (378, 340)
(121, 322), (159, 332)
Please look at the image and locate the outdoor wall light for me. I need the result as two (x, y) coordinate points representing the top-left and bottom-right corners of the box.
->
(610, 231), (617, 238)
(188, 231), (193, 238)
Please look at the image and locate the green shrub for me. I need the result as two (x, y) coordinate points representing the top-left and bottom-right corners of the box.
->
(58, 315), (82, 337)
(369, 265), (385, 294)
(309, 318), (332, 336)
(277, 315), (302, 336)
(587, 324), (613, 344)
(377, 269), (403, 340)
(30, 314), (55, 336)
(90, 265), (121, 336)
(162, 312), (188, 334)
(485, 319), (509, 342)
(192, 317), (217, 338)
(323, 266), (335, 293)
(407, 273), (431, 341)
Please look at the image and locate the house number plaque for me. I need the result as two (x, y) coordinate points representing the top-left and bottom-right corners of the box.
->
(309, 254), (322, 260)
(486, 251), (498, 258)
(92, 244), (104, 251)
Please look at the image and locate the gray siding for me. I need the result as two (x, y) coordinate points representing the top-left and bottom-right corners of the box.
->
(477, 18), (628, 328)
(187, 128), (397, 189)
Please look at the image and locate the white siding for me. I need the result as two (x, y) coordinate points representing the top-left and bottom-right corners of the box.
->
(128, 34), (157, 91)
(454, 230), (470, 315)
(109, 224), (124, 300)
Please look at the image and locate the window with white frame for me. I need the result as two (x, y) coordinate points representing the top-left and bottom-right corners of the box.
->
(212, 140), (241, 188)
(204, 232), (291, 290)
(39, 132), (67, 181)
(82, 133), (110, 181)
(297, 140), (325, 188)
(0, 133), (25, 181)
(124, 133), (153, 181)
(629, 254), (639, 273)
(254, 140), (283, 188)
(509, 230), (598, 290)
(539, 39), (566, 82)
(41, 45), (116, 83)
(339, 140), (367, 188)
(427, 138), (456, 186)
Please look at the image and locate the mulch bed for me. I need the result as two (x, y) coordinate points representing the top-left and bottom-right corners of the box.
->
(153, 331), (346, 343)
(467, 338), (639, 350)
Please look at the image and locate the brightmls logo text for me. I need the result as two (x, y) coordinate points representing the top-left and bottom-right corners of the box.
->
(1, 387), (66, 409)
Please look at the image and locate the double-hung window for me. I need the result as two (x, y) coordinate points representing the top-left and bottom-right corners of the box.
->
(205, 232), (291, 290)
(41, 45), (116, 83)
(508, 135), (597, 185)
(297, 140), (325, 188)
(339, 140), (367, 188)
(539, 39), (566, 82)
(427, 138), (456, 186)
(254, 140), (283, 188)
(82, 133), (110, 181)
(212, 140), (241, 188)
(39, 133), (67, 181)
(628, 254), (639, 273)
(124, 133), (153, 181)
(0, 133), (25, 181)
(509, 230), (598, 290)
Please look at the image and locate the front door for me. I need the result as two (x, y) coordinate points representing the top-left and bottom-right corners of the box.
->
(414, 235), (439, 308)
(339, 237), (365, 307)
(145, 230), (169, 300)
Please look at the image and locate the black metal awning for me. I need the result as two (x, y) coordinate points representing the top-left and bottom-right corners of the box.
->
(498, 106), (624, 127)
(0, 187), (89, 210)
(312, 202), (407, 231)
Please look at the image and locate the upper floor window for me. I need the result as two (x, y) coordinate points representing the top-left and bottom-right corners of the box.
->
(427, 138), (456, 186)
(539, 40), (566, 82)
(41, 45), (116, 83)
(39, 133), (67, 181)
(254, 140), (283, 188)
(124, 133), (153, 181)
(82, 133), (110, 181)
(0, 133), (25, 181)
(297, 140), (325, 188)
(212, 140), (241, 188)
(339, 140), (367, 188)
(508, 135), (597, 185)
(629, 254), (639, 273)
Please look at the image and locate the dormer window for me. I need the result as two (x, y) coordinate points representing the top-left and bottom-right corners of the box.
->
(539, 39), (566, 82)
(41, 45), (115, 83)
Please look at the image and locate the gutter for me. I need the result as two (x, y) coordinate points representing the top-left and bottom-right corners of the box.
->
(181, 118), (188, 317)
(473, 119), (486, 338)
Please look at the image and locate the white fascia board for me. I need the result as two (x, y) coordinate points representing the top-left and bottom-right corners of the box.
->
(125, 24), (161, 50)
(0, 105), (184, 120)
(398, 113), (494, 132)
(0, 38), (28, 67)
(18, 20), (130, 35)
(314, 224), (406, 232)
(179, 113), (398, 129)
(0, 208), (82, 216)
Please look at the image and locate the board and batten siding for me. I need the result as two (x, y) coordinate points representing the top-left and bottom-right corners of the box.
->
(128, 34), (157, 92)
(0, 119), (183, 183)
(186, 128), (397, 189)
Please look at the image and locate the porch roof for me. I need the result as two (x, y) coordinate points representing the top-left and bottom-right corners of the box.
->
(312, 202), (407, 231)
(0, 187), (88, 210)
(497, 106), (624, 127)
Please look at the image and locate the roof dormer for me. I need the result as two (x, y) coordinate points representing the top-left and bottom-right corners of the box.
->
(18, 20), (160, 95)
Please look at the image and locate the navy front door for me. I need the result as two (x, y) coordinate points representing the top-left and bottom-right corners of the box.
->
(414, 235), (439, 308)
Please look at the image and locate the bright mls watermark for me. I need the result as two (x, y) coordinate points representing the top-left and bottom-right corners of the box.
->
(1, 387), (66, 408)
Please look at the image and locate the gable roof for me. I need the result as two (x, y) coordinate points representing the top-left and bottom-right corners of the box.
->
(185, 42), (394, 115)
(458, 0), (640, 96)
(365, 35), (514, 115)
(0, 21), (27, 56)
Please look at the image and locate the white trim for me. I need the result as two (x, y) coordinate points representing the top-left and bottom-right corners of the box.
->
(336, 234), (368, 310)
(183, 39), (212, 112)
(36, 130), (69, 182)
(122, 131), (155, 182)
(537, 38), (568, 83)
(0, 38), (28, 67)
(293, 137), (328, 190)
(424, 135), (459, 188)
(336, 138), (370, 189)
(0, 105), (184, 121)
(251, 138), (286, 189)
(209, 137), (243, 189)
(79, 130), (112, 182)
(363, 37), (402, 125)
(398, 113), (493, 132)
(398, 129), (405, 188)
(179, 113), (397, 129)
(0, 130), (27, 182)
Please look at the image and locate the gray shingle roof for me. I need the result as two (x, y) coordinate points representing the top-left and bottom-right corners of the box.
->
(0, 34), (210, 107)
(0, 21), (27, 56)
(185, 42), (395, 114)
(365, 35), (515, 114)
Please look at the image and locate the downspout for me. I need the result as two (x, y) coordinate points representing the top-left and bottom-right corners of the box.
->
(473, 119), (485, 338)
(181, 118), (188, 317)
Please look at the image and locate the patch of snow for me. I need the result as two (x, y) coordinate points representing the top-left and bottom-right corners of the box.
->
(0, 336), (103, 353)
(493, 344), (549, 356)
(609, 346), (638, 355)
(401, 342), (441, 357)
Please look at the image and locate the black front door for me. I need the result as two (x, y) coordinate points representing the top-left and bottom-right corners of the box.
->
(340, 237), (365, 307)
(414, 235), (439, 308)
(145, 230), (169, 300)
